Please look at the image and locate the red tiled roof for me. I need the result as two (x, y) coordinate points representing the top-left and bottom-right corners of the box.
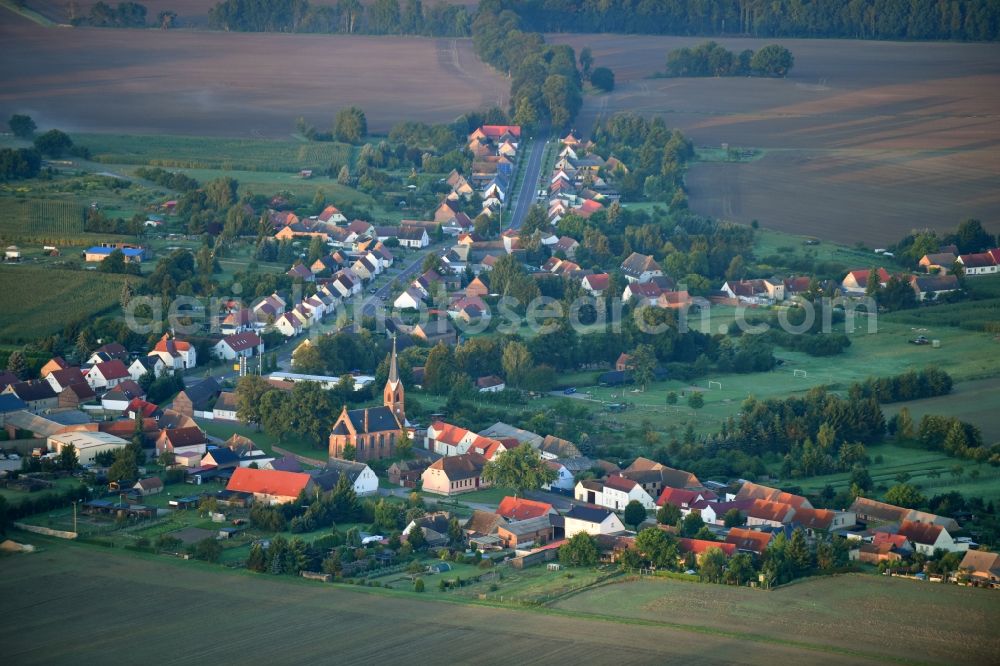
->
(93, 360), (129, 380)
(748, 499), (795, 523)
(604, 474), (638, 492)
(584, 273), (610, 290)
(678, 537), (736, 557)
(872, 532), (909, 549)
(657, 487), (701, 507)
(497, 497), (554, 521)
(725, 527), (773, 554)
(898, 519), (943, 545)
(222, 331), (262, 352)
(227, 467), (311, 499)
(793, 507), (835, 530)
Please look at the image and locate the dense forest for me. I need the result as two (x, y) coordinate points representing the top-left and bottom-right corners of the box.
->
(207, 0), (473, 36)
(497, 0), (1000, 41)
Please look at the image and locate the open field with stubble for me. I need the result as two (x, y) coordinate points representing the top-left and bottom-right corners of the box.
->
(549, 34), (1000, 245)
(554, 575), (1000, 665)
(0, 539), (888, 665)
(0, 14), (507, 136)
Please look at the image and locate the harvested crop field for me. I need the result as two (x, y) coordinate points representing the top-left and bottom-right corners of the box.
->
(555, 575), (1000, 665)
(0, 15), (507, 136)
(1, 541), (877, 665)
(549, 34), (1000, 244)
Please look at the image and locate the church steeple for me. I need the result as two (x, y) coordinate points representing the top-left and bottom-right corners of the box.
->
(383, 335), (404, 424)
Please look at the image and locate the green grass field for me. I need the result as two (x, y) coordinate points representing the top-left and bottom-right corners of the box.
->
(0, 264), (135, 342)
(1, 539), (894, 665)
(79, 133), (356, 173)
(553, 575), (1000, 665)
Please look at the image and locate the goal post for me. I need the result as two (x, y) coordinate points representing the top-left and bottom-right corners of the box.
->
(793, 369), (808, 378)
(708, 381), (722, 390)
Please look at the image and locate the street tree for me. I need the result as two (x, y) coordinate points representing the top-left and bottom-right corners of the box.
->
(623, 499), (647, 531)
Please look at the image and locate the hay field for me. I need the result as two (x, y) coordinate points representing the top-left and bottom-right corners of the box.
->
(549, 34), (1000, 245)
(0, 540), (876, 665)
(0, 16), (507, 136)
(554, 575), (1000, 665)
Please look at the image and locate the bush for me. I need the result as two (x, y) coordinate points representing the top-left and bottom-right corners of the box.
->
(590, 67), (615, 92)
(414, 578), (425, 592)
(687, 392), (704, 409)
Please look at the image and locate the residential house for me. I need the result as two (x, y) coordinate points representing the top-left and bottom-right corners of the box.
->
(621, 458), (702, 497)
(3, 381), (59, 413)
(543, 460), (575, 491)
(88, 342), (129, 364)
(38, 357), (69, 378)
(172, 378), (222, 419)
(128, 356), (165, 382)
(896, 519), (967, 555)
(622, 282), (663, 306)
(745, 499), (796, 528)
(841, 268), (891, 295)
(575, 475), (656, 511)
(226, 467), (314, 505)
(657, 290), (692, 310)
(100, 379), (145, 412)
(910, 274), (960, 301)
(394, 287), (425, 311)
(212, 392), (238, 421)
(387, 459), (428, 488)
(733, 482), (813, 510)
(395, 226), (430, 249)
(317, 204), (346, 224)
(957, 550), (1000, 587)
(85, 360), (130, 390)
(201, 447), (241, 470)
(466, 276), (489, 298)
(421, 452), (489, 496)
(149, 333), (197, 371)
(554, 236), (579, 259)
(44, 367), (86, 394)
(918, 252), (957, 274)
(287, 263), (314, 282)
(426, 421), (499, 457)
(497, 497), (556, 522)
(792, 507), (856, 535)
(213, 331), (264, 360)
(582, 273), (610, 296)
(678, 538), (736, 563)
(410, 318), (457, 346)
(620, 252), (663, 284)
(155, 427), (207, 456)
(538, 434), (581, 459)
(311, 458), (379, 496)
(274, 312), (304, 338)
(563, 505), (627, 539)
(725, 527), (774, 557)
(476, 375), (505, 393)
(957, 251), (999, 276)
(478, 422), (544, 448)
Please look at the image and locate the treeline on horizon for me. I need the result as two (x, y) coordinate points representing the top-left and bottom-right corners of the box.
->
(207, 0), (474, 36)
(497, 0), (1000, 42)
(199, 0), (1000, 41)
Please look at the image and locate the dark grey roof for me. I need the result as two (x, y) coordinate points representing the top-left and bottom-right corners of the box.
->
(205, 447), (240, 465)
(8, 381), (57, 401)
(346, 406), (400, 434)
(180, 377), (221, 410)
(310, 460), (366, 491)
(565, 505), (614, 524)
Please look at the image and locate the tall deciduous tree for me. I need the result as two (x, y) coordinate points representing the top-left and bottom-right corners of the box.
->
(8, 114), (36, 139)
(481, 445), (556, 497)
(236, 375), (273, 430)
(623, 499), (647, 531)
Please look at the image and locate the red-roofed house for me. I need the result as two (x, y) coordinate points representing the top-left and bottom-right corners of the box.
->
(725, 527), (774, 556)
(957, 251), (999, 276)
(734, 482), (813, 510)
(84, 360), (130, 390)
(226, 467), (314, 505)
(656, 487), (709, 511)
(678, 537), (736, 563)
(425, 421), (501, 458)
(622, 282), (663, 306)
(897, 519), (967, 555)
(497, 497), (556, 522)
(212, 331), (264, 360)
(841, 268), (891, 295)
(745, 499), (796, 528)
(150, 333), (197, 370)
(575, 474), (656, 511)
(582, 273), (610, 295)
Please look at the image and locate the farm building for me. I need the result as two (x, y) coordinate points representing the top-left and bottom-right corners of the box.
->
(47, 431), (129, 466)
(225, 467), (314, 505)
